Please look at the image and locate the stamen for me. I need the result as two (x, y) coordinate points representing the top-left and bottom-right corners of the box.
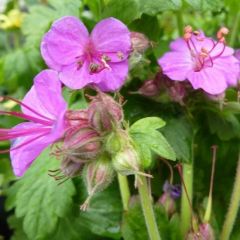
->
(2, 96), (53, 122)
(0, 110), (52, 125)
(0, 131), (50, 154)
(0, 127), (51, 141)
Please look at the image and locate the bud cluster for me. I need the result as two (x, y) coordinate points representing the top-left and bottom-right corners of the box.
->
(50, 91), (136, 210)
(138, 71), (190, 105)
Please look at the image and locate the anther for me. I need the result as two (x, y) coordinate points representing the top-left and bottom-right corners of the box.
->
(184, 25), (192, 34)
(117, 51), (124, 60)
(89, 63), (99, 73)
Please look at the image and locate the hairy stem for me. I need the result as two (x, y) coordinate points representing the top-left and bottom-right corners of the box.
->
(220, 153), (240, 240)
(117, 173), (130, 211)
(180, 163), (193, 237)
(138, 175), (161, 240)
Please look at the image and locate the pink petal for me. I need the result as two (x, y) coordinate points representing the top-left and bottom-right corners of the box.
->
(94, 61), (129, 91)
(158, 52), (192, 81)
(213, 56), (240, 86)
(170, 38), (189, 52)
(10, 122), (62, 177)
(187, 67), (228, 94)
(59, 61), (94, 89)
(22, 70), (67, 120)
(91, 18), (131, 61)
(41, 16), (89, 68)
(33, 70), (67, 118)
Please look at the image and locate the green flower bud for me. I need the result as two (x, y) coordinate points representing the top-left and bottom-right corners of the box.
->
(105, 129), (129, 154)
(81, 153), (114, 210)
(112, 147), (140, 176)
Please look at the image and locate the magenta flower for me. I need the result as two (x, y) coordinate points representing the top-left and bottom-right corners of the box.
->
(158, 27), (240, 94)
(41, 16), (131, 92)
(0, 70), (67, 176)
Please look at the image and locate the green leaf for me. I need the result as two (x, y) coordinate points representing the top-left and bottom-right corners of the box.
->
(130, 117), (166, 133)
(131, 131), (176, 161)
(102, 0), (140, 24)
(122, 201), (148, 240)
(22, 0), (82, 46)
(138, 0), (182, 16)
(122, 200), (181, 240)
(78, 181), (122, 239)
(161, 118), (194, 163)
(8, 216), (29, 240)
(185, 0), (224, 11)
(207, 111), (240, 141)
(11, 148), (76, 240)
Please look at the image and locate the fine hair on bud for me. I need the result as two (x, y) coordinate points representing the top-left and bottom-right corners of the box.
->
(81, 153), (114, 210)
(88, 92), (123, 132)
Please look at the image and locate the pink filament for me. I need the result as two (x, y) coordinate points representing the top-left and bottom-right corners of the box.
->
(0, 131), (50, 154)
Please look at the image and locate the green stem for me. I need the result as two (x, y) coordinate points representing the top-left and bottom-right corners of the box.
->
(220, 153), (240, 240)
(180, 163), (193, 237)
(176, 11), (184, 36)
(229, 12), (240, 47)
(138, 175), (161, 240)
(117, 173), (130, 211)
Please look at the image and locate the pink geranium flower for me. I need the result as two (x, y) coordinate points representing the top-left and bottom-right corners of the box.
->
(158, 26), (240, 95)
(41, 16), (131, 92)
(0, 70), (67, 176)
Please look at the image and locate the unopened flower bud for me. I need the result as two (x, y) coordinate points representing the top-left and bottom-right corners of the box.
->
(186, 223), (215, 240)
(63, 127), (101, 161)
(157, 181), (181, 215)
(168, 82), (187, 105)
(81, 154), (114, 210)
(158, 193), (176, 215)
(105, 129), (129, 154)
(138, 79), (161, 97)
(60, 157), (82, 177)
(48, 157), (82, 184)
(112, 147), (140, 176)
(88, 92), (123, 132)
(130, 32), (150, 53)
(65, 109), (89, 127)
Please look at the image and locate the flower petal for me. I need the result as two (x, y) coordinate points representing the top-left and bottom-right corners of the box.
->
(213, 56), (240, 86)
(59, 61), (93, 89)
(33, 70), (67, 117)
(10, 122), (61, 177)
(158, 52), (192, 81)
(187, 67), (228, 94)
(41, 16), (89, 68)
(93, 61), (129, 91)
(22, 70), (67, 120)
(91, 17), (131, 60)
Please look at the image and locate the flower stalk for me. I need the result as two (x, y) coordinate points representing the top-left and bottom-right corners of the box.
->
(220, 152), (240, 240)
(180, 163), (193, 237)
(117, 173), (130, 211)
(138, 175), (161, 240)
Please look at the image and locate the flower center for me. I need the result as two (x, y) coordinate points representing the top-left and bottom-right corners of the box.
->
(183, 26), (228, 72)
(75, 40), (112, 74)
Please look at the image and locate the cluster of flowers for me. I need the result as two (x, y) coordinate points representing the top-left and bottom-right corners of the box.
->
(0, 15), (240, 210)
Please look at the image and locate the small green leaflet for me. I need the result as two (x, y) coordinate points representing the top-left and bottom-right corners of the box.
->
(129, 117), (176, 168)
